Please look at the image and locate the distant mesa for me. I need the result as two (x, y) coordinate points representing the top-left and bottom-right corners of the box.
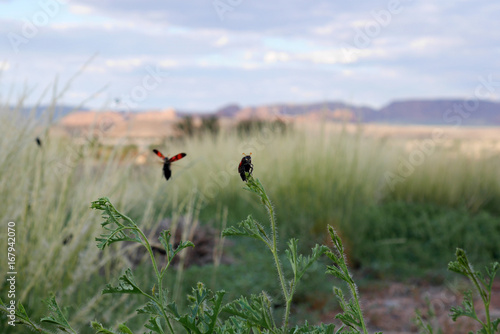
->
(51, 98), (500, 139)
(57, 108), (178, 138)
(134, 109), (176, 121)
(215, 103), (241, 117)
(375, 99), (500, 125)
(60, 111), (126, 127)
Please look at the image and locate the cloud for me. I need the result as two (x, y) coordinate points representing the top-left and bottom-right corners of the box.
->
(214, 35), (229, 47)
(105, 58), (144, 70)
(1, 61), (11, 70)
(68, 4), (94, 15)
(0, 0), (499, 110)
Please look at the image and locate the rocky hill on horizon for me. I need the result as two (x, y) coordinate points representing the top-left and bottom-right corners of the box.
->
(30, 98), (500, 132)
(213, 99), (500, 126)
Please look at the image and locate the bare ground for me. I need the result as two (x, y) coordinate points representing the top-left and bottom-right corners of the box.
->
(320, 280), (500, 333)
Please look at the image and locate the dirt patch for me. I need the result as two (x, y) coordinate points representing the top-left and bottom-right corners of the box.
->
(321, 280), (500, 333)
(124, 217), (233, 269)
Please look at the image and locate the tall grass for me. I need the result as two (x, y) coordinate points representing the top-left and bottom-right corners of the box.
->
(1, 91), (500, 331)
(0, 95), (191, 331)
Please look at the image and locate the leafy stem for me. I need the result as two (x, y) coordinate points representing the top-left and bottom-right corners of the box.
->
(448, 248), (500, 334)
(223, 174), (327, 331)
(326, 225), (369, 334)
(245, 175), (291, 327)
(137, 227), (175, 334)
(91, 197), (196, 334)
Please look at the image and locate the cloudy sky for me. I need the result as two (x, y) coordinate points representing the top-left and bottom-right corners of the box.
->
(1, 0), (499, 111)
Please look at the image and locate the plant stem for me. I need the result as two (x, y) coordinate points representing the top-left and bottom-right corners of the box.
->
(265, 197), (290, 329)
(348, 280), (368, 334)
(465, 264), (491, 332)
(137, 228), (175, 334)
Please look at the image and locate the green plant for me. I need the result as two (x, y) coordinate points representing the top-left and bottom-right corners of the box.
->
(222, 174), (329, 331)
(325, 226), (375, 334)
(174, 115), (220, 138)
(0, 295), (73, 334)
(200, 116), (220, 137)
(413, 299), (443, 334)
(92, 197), (198, 333)
(2, 169), (377, 333)
(176, 115), (196, 137)
(448, 248), (500, 333)
(415, 248), (500, 334)
(2, 113), (499, 333)
(347, 202), (500, 279)
(235, 119), (288, 136)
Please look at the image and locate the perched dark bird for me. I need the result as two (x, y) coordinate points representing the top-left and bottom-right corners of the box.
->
(35, 137), (42, 147)
(153, 149), (187, 181)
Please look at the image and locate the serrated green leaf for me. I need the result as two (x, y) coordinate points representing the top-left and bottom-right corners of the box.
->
(16, 302), (29, 318)
(486, 262), (499, 287)
(327, 225), (344, 255)
(448, 260), (464, 275)
(103, 268), (144, 295)
(40, 295), (76, 333)
(205, 290), (226, 333)
(286, 240), (327, 282)
(449, 290), (476, 322)
(297, 244), (328, 281)
(158, 230), (174, 257)
(0, 299), (48, 332)
(173, 240), (195, 256)
(117, 323), (134, 334)
(332, 287), (364, 331)
(137, 300), (162, 316)
(290, 322), (336, 334)
(166, 283), (227, 334)
(91, 321), (117, 333)
(166, 301), (181, 318)
(144, 317), (164, 334)
(95, 232), (141, 250)
(91, 197), (142, 249)
(223, 294), (275, 330)
(492, 318), (500, 331)
(222, 215), (270, 245)
(218, 317), (253, 334)
(158, 230), (195, 265)
(177, 314), (202, 334)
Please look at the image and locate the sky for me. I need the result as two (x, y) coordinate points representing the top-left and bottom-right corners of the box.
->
(1, 0), (499, 112)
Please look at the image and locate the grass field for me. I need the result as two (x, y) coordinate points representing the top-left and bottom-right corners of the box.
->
(1, 102), (500, 332)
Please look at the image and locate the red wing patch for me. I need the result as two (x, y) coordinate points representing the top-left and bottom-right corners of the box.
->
(153, 149), (166, 160)
(168, 153), (187, 163)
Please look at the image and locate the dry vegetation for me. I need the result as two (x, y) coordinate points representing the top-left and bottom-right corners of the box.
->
(2, 103), (500, 333)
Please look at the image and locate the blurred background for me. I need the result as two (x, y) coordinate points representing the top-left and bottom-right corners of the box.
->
(1, 0), (500, 333)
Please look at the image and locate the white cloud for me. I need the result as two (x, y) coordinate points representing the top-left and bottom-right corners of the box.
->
(69, 4), (94, 15)
(158, 59), (178, 68)
(105, 58), (144, 70)
(214, 35), (229, 47)
(264, 51), (290, 63)
(299, 49), (353, 64)
(1, 61), (10, 71)
(409, 36), (463, 53)
(85, 64), (107, 73)
(0, 0), (499, 110)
